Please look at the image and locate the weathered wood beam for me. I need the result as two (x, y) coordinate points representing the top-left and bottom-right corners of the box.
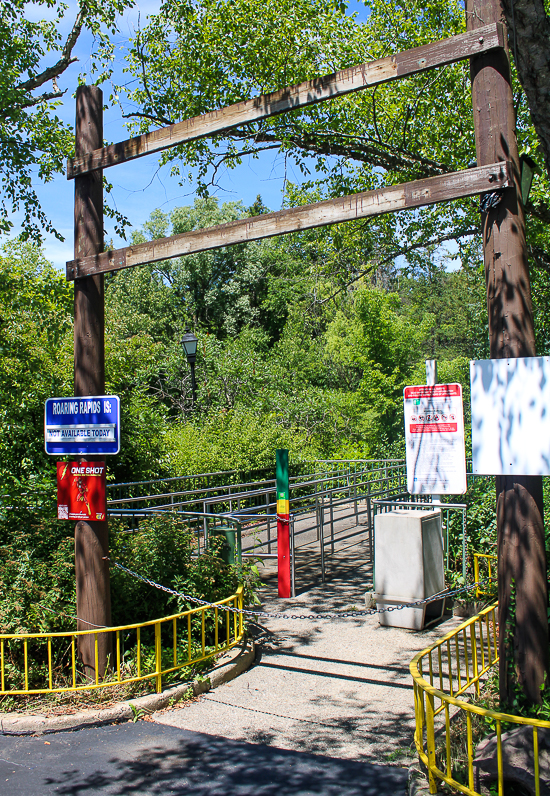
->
(67, 24), (504, 178)
(66, 162), (511, 280)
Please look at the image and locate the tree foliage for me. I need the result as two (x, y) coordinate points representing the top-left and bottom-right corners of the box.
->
(115, 0), (549, 275)
(0, 0), (133, 241)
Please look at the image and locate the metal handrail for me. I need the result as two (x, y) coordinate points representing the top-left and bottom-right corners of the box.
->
(107, 459), (406, 508)
(410, 602), (549, 795)
(107, 459), (408, 592)
(0, 587), (244, 696)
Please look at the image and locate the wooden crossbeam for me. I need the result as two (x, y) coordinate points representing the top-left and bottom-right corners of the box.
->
(66, 162), (512, 280)
(67, 24), (504, 179)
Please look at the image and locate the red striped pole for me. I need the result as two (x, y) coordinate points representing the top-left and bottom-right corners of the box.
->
(276, 449), (290, 598)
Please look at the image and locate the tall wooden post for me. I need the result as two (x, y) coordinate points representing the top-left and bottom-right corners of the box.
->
(74, 85), (112, 677)
(467, 0), (549, 704)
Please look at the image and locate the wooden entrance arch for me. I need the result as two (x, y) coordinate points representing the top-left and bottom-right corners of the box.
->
(68, 0), (547, 704)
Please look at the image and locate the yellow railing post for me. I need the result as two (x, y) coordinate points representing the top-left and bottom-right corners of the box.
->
(533, 727), (540, 796)
(24, 639), (28, 692)
(116, 630), (121, 682)
(239, 587), (244, 637)
(48, 638), (53, 690)
(425, 691), (438, 794)
(496, 720), (503, 795)
(155, 622), (162, 693)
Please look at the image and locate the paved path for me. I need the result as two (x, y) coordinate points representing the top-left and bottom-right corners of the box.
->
(154, 538), (460, 772)
(0, 511), (457, 795)
(0, 722), (408, 795)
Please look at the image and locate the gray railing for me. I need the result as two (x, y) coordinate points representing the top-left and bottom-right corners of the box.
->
(108, 459), (409, 592)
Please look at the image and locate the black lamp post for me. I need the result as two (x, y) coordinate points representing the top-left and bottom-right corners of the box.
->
(181, 329), (198, 405)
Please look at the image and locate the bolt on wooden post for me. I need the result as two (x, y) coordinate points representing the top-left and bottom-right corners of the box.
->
(73, 85), (112, 677)
(467, 0), (549, 703)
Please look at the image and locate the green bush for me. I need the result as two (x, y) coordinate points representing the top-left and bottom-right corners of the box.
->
(0, 512), (259, 635)
(110, 513), (261, 626)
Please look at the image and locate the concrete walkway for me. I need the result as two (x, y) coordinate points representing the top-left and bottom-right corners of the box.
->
(0, 508), (458, 795)
(154, 536), (460, 772)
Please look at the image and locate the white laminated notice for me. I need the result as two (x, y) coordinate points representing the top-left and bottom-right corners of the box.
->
(470, 356), (550, 475)
(404, 383), (467, 495)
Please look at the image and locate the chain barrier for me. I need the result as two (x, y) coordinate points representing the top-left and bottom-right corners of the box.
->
(36, 602), (110, 629)
(106, 558), (491, 622)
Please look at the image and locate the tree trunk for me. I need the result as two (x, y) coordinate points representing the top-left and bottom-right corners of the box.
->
(499, 0), (550, 181)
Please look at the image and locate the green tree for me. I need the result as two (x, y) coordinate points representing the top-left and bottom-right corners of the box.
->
(0, 239), (73, 507)
(0, 0), (133, 241)
(117, 1), (542, 247)
(325, 283), (421, 451)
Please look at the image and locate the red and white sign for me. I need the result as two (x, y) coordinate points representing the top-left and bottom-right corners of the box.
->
(404, 383), (466, 495)
(57, 462), (106, 521)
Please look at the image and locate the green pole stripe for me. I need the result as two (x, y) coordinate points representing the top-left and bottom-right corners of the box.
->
(276, 449), (289, 501)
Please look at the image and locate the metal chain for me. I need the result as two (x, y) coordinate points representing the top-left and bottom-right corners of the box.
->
(37, 602), (110, 629)
(107, 558), (491, 621)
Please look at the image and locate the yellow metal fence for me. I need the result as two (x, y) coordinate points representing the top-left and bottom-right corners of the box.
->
(410, 601), (550, 795)
(473, 552), (497, 598)
(0, 586), (244, 696)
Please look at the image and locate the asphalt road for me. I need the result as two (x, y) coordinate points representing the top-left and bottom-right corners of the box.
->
(0, 721), (408, 795)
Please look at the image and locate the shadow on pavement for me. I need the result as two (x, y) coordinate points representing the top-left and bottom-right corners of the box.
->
(0, 722), (408, 795)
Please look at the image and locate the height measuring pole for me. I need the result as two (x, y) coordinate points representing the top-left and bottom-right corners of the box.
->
(276, 449), (291, 598)
(467, 0), (549, 703)
(74, 85), (112, 677)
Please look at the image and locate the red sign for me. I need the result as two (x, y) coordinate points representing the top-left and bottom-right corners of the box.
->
(57, 461), (106, 521)
(404, 384), (461, 399)
(410, 423), (458, 433)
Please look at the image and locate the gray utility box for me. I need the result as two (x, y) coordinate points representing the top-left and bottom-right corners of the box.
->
(374, 509), (445, 630)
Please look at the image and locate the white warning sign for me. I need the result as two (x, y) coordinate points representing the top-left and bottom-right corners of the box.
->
(404, 383), (467, 495)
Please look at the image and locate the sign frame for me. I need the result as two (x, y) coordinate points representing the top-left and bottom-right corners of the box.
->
(44, 395), (120, 456)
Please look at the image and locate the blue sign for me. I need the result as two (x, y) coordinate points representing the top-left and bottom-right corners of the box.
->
(45, 396), (120, 455)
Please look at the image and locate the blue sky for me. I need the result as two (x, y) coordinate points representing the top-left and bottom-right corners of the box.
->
(14, 0), (369, 270)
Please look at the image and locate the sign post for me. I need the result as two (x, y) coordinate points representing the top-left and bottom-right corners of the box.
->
(276, 449), (291, 598)
(467, 0), (548, 704)
(425, 359), (440, 506)
(72, 84), (111, 679)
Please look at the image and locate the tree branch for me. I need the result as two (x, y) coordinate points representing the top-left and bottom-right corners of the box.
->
(16, 6), (85, 93)
(122, 110), (174, 126)
(18, 88), (66, 109)
(230, 127), (450, 177)
(317, 226), (480, 305)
